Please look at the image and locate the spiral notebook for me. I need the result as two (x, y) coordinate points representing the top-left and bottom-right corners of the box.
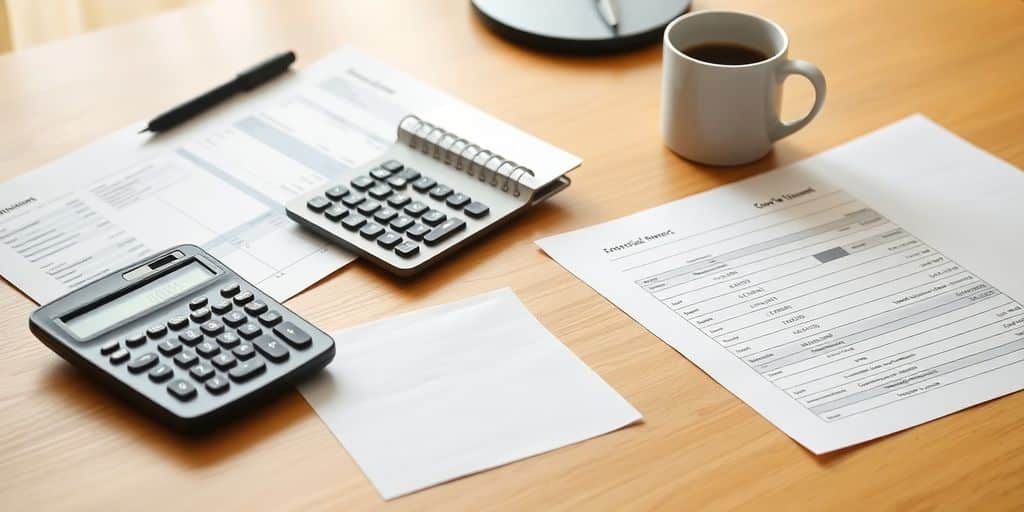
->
(286, 109), (582, 276)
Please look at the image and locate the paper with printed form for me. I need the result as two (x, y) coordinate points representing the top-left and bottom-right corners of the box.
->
(537, 115), (1024, 453)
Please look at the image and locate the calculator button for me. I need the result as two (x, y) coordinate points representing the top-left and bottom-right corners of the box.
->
(351, 175), (375, 190)
(428, 185), (453, 200)
(189, 297), (208, 310)
(223, 311), (247, 327)
(395, 242), (420, 258)
(357, 200), (381, 215)
(229, 359), (266, 383)
(238, 323), (263, 339)
(374, 207), (398, 223)
(422, 209), (447, 226)
(233, 291), (254, 305)
(386, 176), (408, 189)
(273, 322), (312, 349)
(109, 349), (130, 365)
(146, 325), (167, 339)
(412, 176), (436, 191)
(360, 222), (385, 240)
(341, 194), (366, 207)
(211, 300), (232, 314)
(174, 351), (198, 368)
(190, 307), (211, 322)
(211, 352), (237, 370)
(216, 332), (241, 348)
(167, 316), (189, 330)
(324, 205), (348, 221)
(220, 282), (240, 297)
(189, 363), (216, 382)
(100, 340), (120, 355)
(446, 193), (471, 209)
(244, 301), (268, 316)
(390, 215), (415, 232)
(424, 218), (467, 246)
(233, 343), (256, 360)
(127, 332), (147, 347)
(370, 167), (392, 180)
(377, 232), (402, 249)
(258, 311), (283, 326)
(128, 353), (159, 374)
(369, 184), (392, 199)
(158, 339), (182, 356)
(148, 364), (174, 383)
(306, 196), (330, 212)
(387, 194), (411, 208)
(381, 159), (404, 172)
(167, 379), (197, 401)
(324, 185), (349, 201)
(397, 168), (421, 181)
(406, 224), (430, 241)
(405, 201), (428, 217)
(196, 341), (220, 358)
(205, 375), (230, 394)
(200, 320), (224, 336)
(178, 328), (203, 346)
(464, 201), (490, 219)
(253, 335), (290, 362)
(341, 214), (367, 230)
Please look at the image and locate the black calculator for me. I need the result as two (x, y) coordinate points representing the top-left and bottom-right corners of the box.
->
(29, 245), (335, 432)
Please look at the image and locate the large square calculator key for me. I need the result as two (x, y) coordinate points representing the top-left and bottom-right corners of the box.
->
(29, 245), (336, 432)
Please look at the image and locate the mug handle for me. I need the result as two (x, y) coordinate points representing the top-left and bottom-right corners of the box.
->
(770, 60), (827, 141)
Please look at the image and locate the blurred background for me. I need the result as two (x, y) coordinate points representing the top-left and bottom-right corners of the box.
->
(0, 0), (205, 53)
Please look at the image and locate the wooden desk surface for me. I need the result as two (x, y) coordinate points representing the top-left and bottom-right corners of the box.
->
(1, 0), (1022, 510)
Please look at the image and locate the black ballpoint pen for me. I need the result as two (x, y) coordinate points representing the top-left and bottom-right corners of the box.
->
(139, 50), (296, 134)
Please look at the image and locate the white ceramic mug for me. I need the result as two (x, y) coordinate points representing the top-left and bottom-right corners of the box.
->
(661, 10), (826, 166)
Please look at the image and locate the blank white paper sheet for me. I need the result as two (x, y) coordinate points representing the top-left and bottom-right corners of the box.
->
(299, 288), (641, 499)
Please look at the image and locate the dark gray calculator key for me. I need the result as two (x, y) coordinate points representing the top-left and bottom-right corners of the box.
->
(220, 282), (240, 297)
(109, 349), (130, 365)
(396, 167), (420, 181)
(341, 214), (367, 231)
(390, 215), (415, 232)
(360, 222), (385, 240)
(341, 193), (366, 208)
(190, 307), (211, 322)
(377, 232), (402, 249)
(324, 205), (348, 221)
(158, 339), (182, 356)
(216, 332), (241, 348)
(126, 332), (147, 347)
(211, 300), (232, 314)
(464, 201), (490, 219)
(167, 379), (197, 401)
(324, 185), (349, 201)
(211, 352), (237, 370)
(167, 316), (188, 330)
(404, 201), (428, 217)
(381, 159), (403, 172)
(406, 223), (430, 241)
(128, 352), (159, 374)
(351, 175), (375, 190)
(189, 296), (207, 310)
(253, 335), (290, 362)
(394, 241), (420, 258)
(273, 321), (312, 349)
(422, 209), (447, 226)
(238, 323), (262, 339)
(258, 311), (282, 326)
(174, 351), (198, 368)
(229, 358), (266, 383)
(244, 301), (268, 316)
(189, 362), (215, 382)
(233, 342), (256, 360)
(428, 185), (453, 200)
(357, 200), (381, 215)
(369, 167), (392, 180)
(100, 340), (120, 355)
(196, 341), (220, 358)
(368, 184), (392, 199)
(306, 196), (330, 212)
(374, 207), (398, 223)
(424, 218), (467, 246)
(178, 328), (203, 346)
(223, 310), (247, 327)
(205, 375), (230, 394)
(386, 176), (407, 189)
(146, 324), (167, 339)
(412, 176), (436, 191)
(387, 194), (411, 208)
(233, 291), (254, 305)
(445, 193), (471, 209)
(149, 364), (174, 383)
(200, 320), (224, 336)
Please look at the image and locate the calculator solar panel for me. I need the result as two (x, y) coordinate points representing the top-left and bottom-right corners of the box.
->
(29, 245), (335, 432)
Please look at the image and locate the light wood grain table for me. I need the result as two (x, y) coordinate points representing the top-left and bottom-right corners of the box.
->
(1, 0), (1022, 510)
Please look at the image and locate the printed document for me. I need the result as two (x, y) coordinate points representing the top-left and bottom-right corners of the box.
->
(537, 115), (1024, 453)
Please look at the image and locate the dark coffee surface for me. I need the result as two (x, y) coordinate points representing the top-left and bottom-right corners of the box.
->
(683, 42), (768, 65)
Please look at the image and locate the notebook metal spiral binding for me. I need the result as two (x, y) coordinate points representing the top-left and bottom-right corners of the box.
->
(397, 114), (534, 197)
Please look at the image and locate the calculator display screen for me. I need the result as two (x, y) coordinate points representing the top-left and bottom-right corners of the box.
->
(64, 261), (214, 339)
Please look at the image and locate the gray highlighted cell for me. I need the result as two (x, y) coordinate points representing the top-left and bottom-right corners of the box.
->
(235, 116), (350, 178)
(813, 247), (850, 263)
